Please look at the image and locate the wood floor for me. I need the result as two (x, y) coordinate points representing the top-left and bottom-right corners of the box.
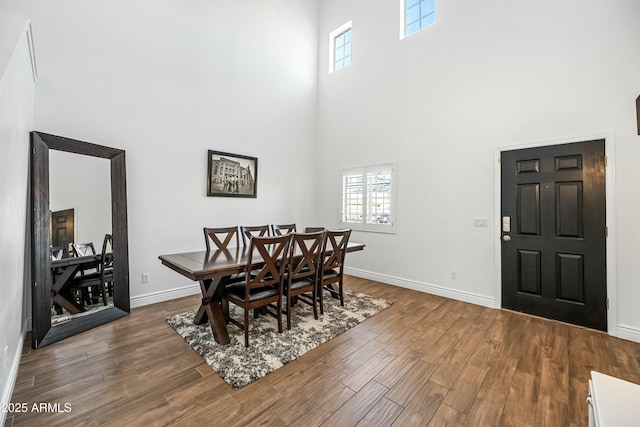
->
(7, 276), (640, 426)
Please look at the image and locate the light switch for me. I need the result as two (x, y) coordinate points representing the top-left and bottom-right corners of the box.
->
(474, 217), (488, 227)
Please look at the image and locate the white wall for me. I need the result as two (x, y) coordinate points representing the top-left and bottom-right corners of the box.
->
(0, 0), (320, 303)
(0, 9), (35, 423)
(317, 0), (640, 340)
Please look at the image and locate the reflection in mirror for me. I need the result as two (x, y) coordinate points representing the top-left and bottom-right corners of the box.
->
(49, 151), (114, 326)
(31, 131), (130, 348)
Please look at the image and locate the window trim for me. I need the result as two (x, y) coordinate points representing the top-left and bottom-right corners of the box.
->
(329, 20), (352, 74)
(340, 162), (397, 234)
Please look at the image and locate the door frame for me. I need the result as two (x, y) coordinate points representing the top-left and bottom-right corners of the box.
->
(493, 133), (618, 336)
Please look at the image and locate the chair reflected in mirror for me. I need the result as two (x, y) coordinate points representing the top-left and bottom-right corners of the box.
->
(72, 241), (96, 258)
(51, 246), (65, 260)
(69, 234), (114, 307)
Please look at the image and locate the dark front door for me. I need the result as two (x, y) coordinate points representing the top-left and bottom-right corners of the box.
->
(501, 140), (607, 331)
(51, 208), (74, 256)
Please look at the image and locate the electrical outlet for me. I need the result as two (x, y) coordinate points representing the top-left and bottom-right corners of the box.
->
(451, 270), (457, 279)
(141, 273), (150, 284)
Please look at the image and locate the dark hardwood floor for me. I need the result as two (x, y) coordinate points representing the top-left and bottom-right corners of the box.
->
(7, 276), (640, 426)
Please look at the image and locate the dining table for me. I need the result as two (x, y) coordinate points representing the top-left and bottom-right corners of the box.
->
(51, 254), (102, 314)
(158, 241), (365, 345)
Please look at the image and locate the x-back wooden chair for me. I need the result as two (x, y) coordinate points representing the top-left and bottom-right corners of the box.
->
(271, 223), (297, 236)
(318, 229), (351, 314)
(222, 234), (291, 347)
(283, 231), (324, 329)
(240, 225), (270, 247)
(203, 226), (239, 251)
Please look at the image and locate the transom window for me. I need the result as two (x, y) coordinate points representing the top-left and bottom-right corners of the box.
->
(334, 29), (352, 71)
(329, 21), (352, 73)
(402, 0), (436, 39)
(341, 163), (396, 233)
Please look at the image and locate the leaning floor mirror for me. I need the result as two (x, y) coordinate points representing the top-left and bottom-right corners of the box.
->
(30, 131), (130, 348)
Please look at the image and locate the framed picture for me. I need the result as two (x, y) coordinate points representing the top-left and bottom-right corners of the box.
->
(207, 150), (258, 198)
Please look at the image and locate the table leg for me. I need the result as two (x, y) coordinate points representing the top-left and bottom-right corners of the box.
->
(52, 265), (86, 314)
(194, 276), (231, 345)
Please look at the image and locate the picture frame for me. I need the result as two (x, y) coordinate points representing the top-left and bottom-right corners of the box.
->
(207, 150), (258, 198)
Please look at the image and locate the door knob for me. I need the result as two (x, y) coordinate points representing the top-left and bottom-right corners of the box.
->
(503, 235), (511, 242)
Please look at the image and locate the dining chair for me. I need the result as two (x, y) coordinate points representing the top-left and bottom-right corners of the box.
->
(240, 225), (270, 247)
(271, 223), (297, 236)
(203, 226), (246, 284)
(203, 226), (240, 251)
(222, 234), (291, 347)
(318, 229), (352, 314)
(69, 234), (114, 306)
(72, 242), (96, 257)
(283, 231), (324, 329)
(304, 227), (325, 233)
(71, 241), (98, 279)
(51, 246), (64, 260)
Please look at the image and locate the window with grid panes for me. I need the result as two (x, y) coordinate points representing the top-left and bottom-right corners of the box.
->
(341, 164), (396, 233)
(402, 0), (435, 38)
(333, 28), (352, 71)
(329, 21), (352, 73)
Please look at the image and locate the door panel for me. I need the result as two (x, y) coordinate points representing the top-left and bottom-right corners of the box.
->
(51, 208), (74, 256)
(501, 140), (606, 331)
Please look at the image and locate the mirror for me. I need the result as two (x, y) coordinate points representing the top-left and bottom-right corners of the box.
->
(49, 150), (112, 326)
(30, 131), (130, 348)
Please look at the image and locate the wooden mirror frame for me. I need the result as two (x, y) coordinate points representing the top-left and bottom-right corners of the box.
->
(30, 131), (130, 348)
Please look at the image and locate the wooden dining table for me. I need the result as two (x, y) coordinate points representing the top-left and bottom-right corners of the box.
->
(158, 241), (365, 345)
(51, 254), (101, 314)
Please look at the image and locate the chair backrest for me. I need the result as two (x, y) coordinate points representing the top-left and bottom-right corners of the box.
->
(72, 242), (96, 257)
(321, 229), (352, 271)
(272, 223), (297, 236)
(51, 246), (64, 260)
(288, 231), (324, 283)
(245, 234), (291, 290)
(240, 225), (270, 247)
(203, 226), (239, 251)
(100, 234), (114, 274)
(304, 227), (325, 233)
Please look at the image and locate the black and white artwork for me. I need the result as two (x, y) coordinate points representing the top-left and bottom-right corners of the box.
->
(207, 150), (257, 198)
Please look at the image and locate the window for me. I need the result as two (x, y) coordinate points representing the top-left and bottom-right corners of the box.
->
(401, 0), (435, 39)
(329, 21), (352, 73)
(341, 163), (396, 233)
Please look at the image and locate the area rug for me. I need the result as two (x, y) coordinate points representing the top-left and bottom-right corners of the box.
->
(167, 290), (391, 389)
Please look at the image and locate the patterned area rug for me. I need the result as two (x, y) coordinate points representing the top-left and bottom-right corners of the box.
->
(167, 290), (391, 389)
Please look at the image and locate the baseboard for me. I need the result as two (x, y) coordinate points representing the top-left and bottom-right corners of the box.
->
(130, 283), (201, 308)
(1, 321), (27, 427)
(616, 324), (640, 344)
(345, 267), (496, 309)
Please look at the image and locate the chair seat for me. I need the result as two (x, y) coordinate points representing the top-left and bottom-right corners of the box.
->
(227, 272), (248, 284)
(321, 269), (340, 281)
(287, 277), (315, 291)
(224, 283), (279, 303)
(70, 270), (113, 287)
